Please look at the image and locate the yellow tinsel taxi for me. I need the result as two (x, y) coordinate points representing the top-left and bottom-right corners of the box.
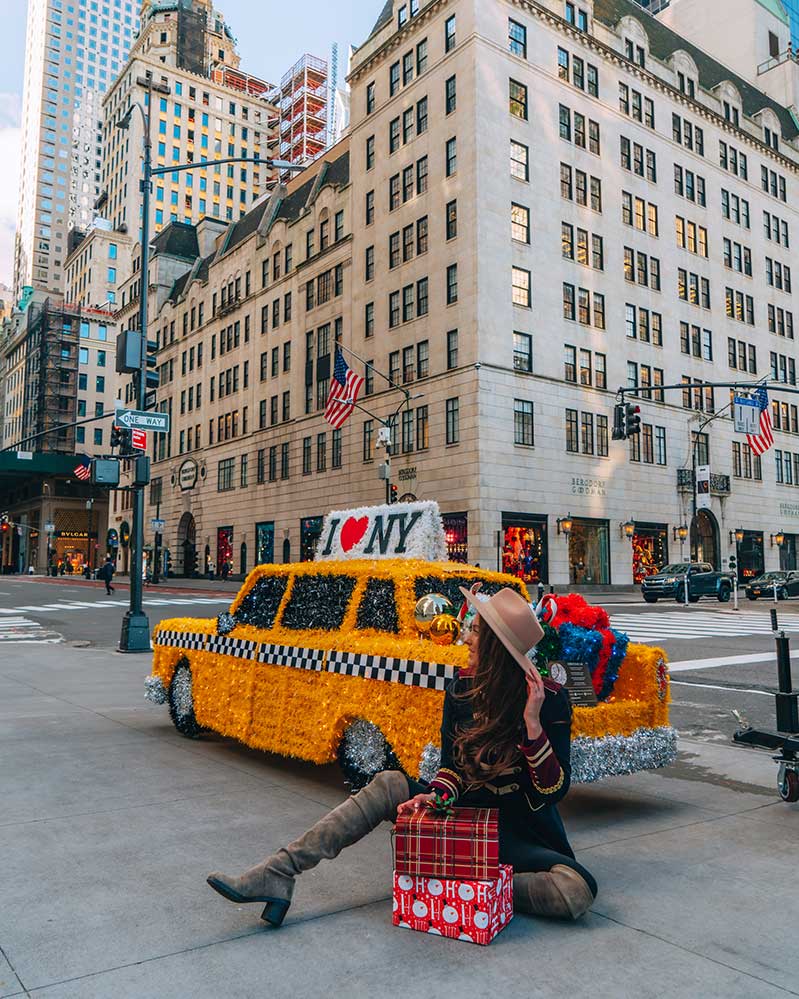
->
(145, 559), (676, 787)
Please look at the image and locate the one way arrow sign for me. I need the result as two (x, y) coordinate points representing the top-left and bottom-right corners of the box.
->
(115, 408), (170, 433)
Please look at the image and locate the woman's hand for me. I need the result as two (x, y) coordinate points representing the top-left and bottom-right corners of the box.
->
(523, 668), (546, 740)
(396, 792), (436, 817)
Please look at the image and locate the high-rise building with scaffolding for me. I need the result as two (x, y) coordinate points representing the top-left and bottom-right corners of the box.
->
(274, 55), (330, 174)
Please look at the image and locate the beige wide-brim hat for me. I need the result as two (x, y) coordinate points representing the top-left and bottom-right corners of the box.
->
(459, 586), (544, 677)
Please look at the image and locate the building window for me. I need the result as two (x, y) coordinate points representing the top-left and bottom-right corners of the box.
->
(446, 200), (458, 240)
(511, 203), (530, 243)
(445, 137), (457, 176)
(447, 263), (458, 304)
(445, 75), (457, 114)
(447, 329), (458, 369)
(363, 420), (373, 461)
(514, 399), (534, 446)
(446, 397), (460, 444)
(513, 332), (533, 372)
(217, 457), (235, 492)
(445, 15), (456, 52)
(509, 79), (528, 120)
(509, 18), (527, 58)
(511, 140), (529, 181)
(512, 267), (531, 307)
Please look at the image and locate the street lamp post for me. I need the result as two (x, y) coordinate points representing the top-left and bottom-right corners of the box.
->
(116, 80), (302, 652)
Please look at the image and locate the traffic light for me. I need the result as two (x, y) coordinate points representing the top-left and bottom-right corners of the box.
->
(624, 402), (641, 437)
(389, 484), (399, 504)
(145, 339), (159, 390)
(612, 403), (626, 441)
(110, 425), (134, 455)
(729, 554), (737, 574)
(0, 514), (9, 534)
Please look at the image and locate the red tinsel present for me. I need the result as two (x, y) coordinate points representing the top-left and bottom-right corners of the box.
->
(392, 866), (513, 946)
(394, 807), (499, 881)
(551, 593), (610, 631)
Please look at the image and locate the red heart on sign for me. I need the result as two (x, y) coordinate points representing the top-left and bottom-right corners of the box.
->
(340, 516), (369, 553)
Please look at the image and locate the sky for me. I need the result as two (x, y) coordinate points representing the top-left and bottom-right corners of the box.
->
(0, 0), (382, 291)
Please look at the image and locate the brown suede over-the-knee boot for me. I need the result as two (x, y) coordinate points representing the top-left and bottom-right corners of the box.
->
(207, 770), (408, 926)
(513, 866), (594, 920)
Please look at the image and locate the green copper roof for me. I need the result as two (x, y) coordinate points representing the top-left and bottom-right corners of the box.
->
(756, 0), (789, 26)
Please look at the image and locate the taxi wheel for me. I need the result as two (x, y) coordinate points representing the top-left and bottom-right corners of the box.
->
(337, 719), (405, 792)
(168, 659), (202, 739)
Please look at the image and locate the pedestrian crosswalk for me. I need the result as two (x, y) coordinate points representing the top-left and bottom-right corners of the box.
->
(609, 609), (799, 642)
(0, 596), (227, 616)
(0, 616), (62, 643)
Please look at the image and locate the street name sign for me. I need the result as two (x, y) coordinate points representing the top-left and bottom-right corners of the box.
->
(115, 409), (170, 433)
(150, 518), (166, 532)
(733, 396), (759, 435)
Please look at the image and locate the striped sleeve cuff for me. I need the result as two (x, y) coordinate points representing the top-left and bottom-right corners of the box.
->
(428, 767), (462, 802)
(519, 732), (565, 795)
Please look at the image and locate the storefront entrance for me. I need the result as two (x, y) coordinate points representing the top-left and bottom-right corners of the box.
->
(501, 514), (548, 583)
(177, 511), (196, 578)
(631, 523), (668, 583)
(217, 526), (233, 577)
(256, 521), (275, 566)
(443, 513), (468, 563)
(780, 534), (798, 571)
(691, 509), (719, 569)
(300, 516), (323, 562)
(739, 530), (765, 581)
(568, 518), (610, 585)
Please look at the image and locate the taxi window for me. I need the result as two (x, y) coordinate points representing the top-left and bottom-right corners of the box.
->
(235, 575), (289, 629)
(355, 578), (399, 633)
(281, 574), (357, 631)
(414, 575), (519, 610)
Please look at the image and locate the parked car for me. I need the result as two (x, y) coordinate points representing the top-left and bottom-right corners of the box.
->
(145, 558), (674, 789)
(641, 562), (734, 603)
(745, 571), (799, 601)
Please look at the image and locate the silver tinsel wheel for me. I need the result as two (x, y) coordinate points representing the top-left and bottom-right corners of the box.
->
(168, 660), (202, 739)
(144, 675), (167, 705)
(337, 719), (404, 791)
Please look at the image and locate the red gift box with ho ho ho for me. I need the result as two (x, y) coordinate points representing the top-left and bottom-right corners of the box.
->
(392, 866), (514, 945)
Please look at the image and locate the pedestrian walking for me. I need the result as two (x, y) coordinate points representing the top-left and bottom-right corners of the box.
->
(99, 557), (115, 595)
(208, 587), (597, 927)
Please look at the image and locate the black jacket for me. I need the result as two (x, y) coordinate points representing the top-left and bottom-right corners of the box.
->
(432, 676), (575, 859)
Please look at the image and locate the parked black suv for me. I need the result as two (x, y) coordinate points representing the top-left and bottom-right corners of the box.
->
(641, 562), (734, 604)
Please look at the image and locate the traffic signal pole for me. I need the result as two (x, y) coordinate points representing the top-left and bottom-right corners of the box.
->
(119, 82), (156, 653)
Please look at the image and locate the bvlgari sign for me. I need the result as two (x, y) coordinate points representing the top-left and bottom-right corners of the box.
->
(178, 458), (198, 491)
(316, 501), (447, 562)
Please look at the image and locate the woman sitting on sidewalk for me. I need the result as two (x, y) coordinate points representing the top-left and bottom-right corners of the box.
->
(207, 587), (597, 926)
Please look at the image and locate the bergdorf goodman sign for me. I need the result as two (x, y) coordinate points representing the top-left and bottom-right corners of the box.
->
(572, 477), (607, 497)
(780, 502), (799, 520)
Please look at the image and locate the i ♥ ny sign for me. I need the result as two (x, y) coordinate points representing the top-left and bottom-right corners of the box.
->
(316, 500), (448, 562)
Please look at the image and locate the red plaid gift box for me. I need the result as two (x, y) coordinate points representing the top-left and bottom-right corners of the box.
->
(392, 866), (513, 946)
(393, 806), (499, 881)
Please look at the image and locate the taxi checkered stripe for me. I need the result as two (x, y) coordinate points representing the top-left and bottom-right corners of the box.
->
(154, 629), (207, 651)
(207, 635), (259, 659)
(257, 644), (326, 671)
(327, 651), (455, 690)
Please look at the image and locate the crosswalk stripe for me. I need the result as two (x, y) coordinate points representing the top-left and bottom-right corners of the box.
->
(610, 609), (799, 641)
(0, 617), (61, 643)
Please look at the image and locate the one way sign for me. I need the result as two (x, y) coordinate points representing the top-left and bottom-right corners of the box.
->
(115, 408), (170, 433)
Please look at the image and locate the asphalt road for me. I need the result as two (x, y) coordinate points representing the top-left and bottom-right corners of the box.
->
(1, 574), (796, 746)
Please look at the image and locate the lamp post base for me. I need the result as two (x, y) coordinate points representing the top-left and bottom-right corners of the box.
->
(119, 611), (151, 653)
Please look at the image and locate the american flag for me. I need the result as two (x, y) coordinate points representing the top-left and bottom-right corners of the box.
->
(73, 455), (92, 481)
(325, 348), (365, 430)
(746, 386), (774, 456)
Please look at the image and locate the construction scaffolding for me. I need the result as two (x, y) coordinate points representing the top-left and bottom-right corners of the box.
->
(274, 54), (329, 174)
(211, 65), (275, 100)
(22, 298), (79, 454)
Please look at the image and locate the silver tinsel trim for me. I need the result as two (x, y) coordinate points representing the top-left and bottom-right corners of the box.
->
(341, 719), (389, 778)
(171, 665), (195, 721)
(217, 612), (236, 635)
(418, 742), (441, 783)
(144, 675), (167, 704)
(571, 726), (678, 783)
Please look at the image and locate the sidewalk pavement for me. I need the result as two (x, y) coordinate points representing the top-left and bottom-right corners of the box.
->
(1, 642), (796, 999)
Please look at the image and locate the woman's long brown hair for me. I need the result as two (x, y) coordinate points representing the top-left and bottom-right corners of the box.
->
(452, 618), (528, 785)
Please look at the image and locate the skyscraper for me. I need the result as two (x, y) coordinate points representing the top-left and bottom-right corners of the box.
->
(13, 0), (139, 299)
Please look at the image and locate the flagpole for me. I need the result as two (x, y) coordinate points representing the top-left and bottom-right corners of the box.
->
(335, 341), (409, 399)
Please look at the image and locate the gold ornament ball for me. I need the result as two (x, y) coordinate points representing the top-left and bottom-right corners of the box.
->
(429, 613), (461, 646)
(415, 593), (454, 634)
